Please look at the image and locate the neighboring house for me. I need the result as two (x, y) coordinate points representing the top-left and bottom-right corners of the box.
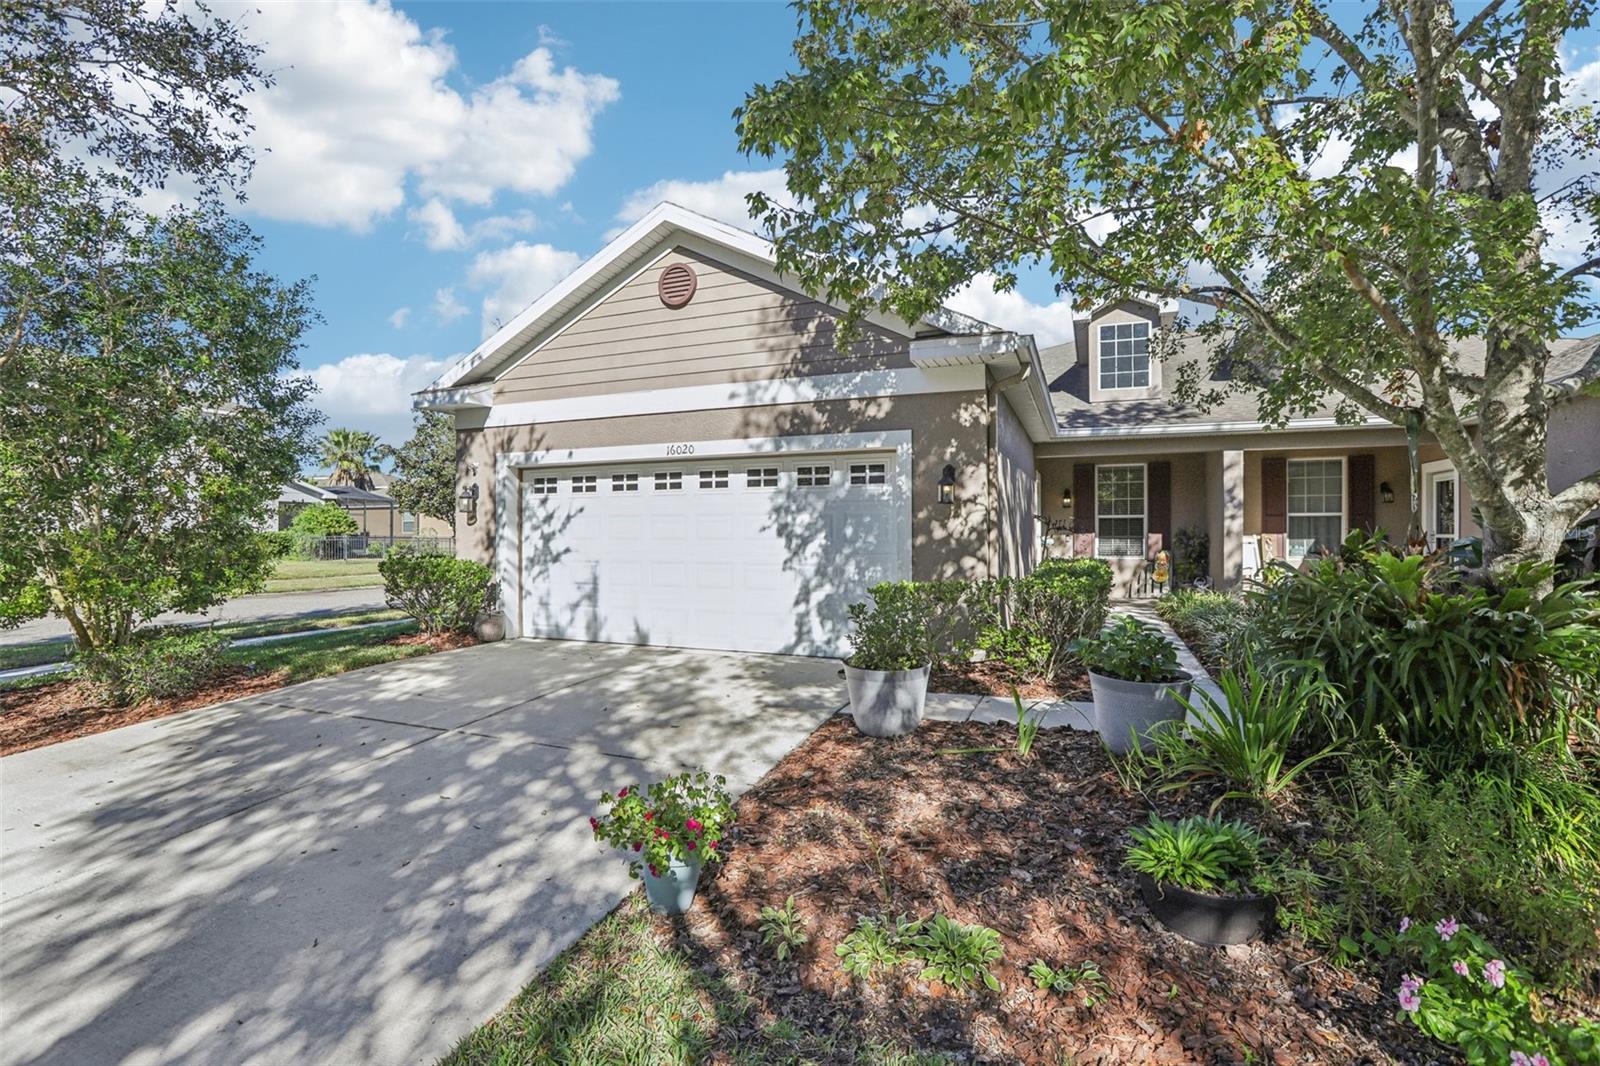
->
(414, 202), (1599, 655)
(265, 479), (453, 539)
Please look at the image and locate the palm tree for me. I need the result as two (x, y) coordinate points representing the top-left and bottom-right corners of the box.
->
(318, 428), (381, 489)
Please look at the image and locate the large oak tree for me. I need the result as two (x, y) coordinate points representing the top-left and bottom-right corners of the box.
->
(738, 0), (1600, 571)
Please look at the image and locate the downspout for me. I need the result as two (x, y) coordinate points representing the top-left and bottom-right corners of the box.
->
(986, 362), (1033, 583)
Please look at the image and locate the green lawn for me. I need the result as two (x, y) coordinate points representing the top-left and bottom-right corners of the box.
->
(220, 622), (424, 684)
(441, 896), (959, 1066)
(263, 558), (384, 593)
(0, 609), (408, 675)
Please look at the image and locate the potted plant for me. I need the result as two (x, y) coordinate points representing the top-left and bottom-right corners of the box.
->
(589, 769), (733, 914)
(1073, 616), (1191, 752)
(842, 583), (932, 737)
(1125, 813), (1275, 945)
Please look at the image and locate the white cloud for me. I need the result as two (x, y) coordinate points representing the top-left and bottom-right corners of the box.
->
(388, 306), (411, 329)
(239, 2), (618, 230)
(409, 198), (468, 250)
(302, 352), (450, 446)
(467, 242), (583, 337)
(946, 274), (1077, 346)
(609, 167), (791, 238)
(433, 287), (468, 321)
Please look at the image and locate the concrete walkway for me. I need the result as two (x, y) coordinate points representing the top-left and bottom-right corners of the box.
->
(1, 586), (389, 646)
(0, 640), (844, 1066)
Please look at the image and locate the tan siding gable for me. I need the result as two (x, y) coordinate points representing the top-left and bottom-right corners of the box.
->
(494, 247), (910, 403)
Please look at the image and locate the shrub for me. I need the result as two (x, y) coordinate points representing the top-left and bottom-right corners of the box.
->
(75, 627), (230, 706)
(1154, 588), (1253, 673)
(1314, 751), (1600, 984)
(1387, 917), (1600, 1065)
(1073, 616), (1181, 683)
(1125, 813), (1266, 894)
(970, 560), (1113, 681)
(1172, 526), (1209, 586)
(845, 582), (936, 670)
(1145, 658), (1341, 810)
(379, 550), (495, 633)
(1248, 534), (1600, 755)
(289, 501), (358, 536)
(589, 770), (733, 880)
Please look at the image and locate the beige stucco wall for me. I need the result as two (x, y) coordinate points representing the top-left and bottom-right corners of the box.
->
(994, 391), (1038, 577)
(454, 390), (992, 583)
(493, 246), (910, 404)
(1035, 452), (1207, 597)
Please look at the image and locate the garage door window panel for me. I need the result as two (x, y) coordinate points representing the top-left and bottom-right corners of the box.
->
(796, 465), (832, 488)
(654, 471), (683, 491)
(746, 466), (779, 489)
(612, 473), (639, 492)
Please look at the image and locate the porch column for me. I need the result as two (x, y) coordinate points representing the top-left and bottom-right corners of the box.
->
(1206, 449), (1245, 588)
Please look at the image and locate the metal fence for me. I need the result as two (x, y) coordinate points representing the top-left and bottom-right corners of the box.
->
(296, 535), (455, 560)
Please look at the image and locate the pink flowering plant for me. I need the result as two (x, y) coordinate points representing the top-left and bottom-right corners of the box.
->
(1387, 917), (1599, 1065)
(589, 769), (733, 880)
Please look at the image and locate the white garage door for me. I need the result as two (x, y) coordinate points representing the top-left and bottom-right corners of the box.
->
(518, 451), (908, 656)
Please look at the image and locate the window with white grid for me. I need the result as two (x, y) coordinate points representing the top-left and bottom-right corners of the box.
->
(796, 465), (831, 488)
(571, 475), (598, 494)
(654, 471), (683, 491)
(698, 469), (729, 490)
(1098, 321), (1151, 390)
(746, 466), (779, 489)
(611, 473), (639, 492)
(1287, 458), (1344, 559)
(848, 462), (887, 486)
(1095, 464), (1146, 558)
(528, 476), (558, 495)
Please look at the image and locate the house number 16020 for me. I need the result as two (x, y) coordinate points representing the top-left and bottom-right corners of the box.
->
(665, 443), (695, 456)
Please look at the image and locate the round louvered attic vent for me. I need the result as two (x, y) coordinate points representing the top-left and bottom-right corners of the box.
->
(658, 262), (697, 308)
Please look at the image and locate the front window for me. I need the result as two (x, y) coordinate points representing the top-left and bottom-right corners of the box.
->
(1096, 464), (1146, 558)
(1098, 321), (1151, 390)
(400, 511), (416, 534)
(1287, 458), (1344, 559)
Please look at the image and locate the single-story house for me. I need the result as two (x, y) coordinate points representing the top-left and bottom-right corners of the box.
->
(414, 202), (1599, 657)
(266, 480), (453, 539)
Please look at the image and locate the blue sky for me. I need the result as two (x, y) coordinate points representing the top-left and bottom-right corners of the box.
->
(217, 2), (1599, 449)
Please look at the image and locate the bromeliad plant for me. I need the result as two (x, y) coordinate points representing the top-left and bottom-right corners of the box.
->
(590, 770), (733, 880)
(1125, 814), (1266, 895)
(1387, 917), (1600, 1066)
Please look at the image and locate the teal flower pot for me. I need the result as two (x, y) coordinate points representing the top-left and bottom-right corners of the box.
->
(641, 856), (702, 914)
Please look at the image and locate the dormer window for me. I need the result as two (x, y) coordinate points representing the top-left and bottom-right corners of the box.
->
(1098, 321), (1150, 390)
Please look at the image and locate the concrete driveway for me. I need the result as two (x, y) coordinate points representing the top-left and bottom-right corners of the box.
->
(0, 640), (845, 1066)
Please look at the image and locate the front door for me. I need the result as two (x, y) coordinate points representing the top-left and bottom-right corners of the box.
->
(1423, 461), (1459, 551)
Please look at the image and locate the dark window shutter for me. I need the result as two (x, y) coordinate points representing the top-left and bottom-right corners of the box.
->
(1261, 456), (1287, 535)
(1147, 461), (1172, 552)
(1072, 463), (1096, 534)
(1348, 453), (1376, 534)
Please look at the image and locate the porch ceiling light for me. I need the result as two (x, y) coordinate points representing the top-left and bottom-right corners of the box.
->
(937, 464), (957, 506)
(1379, 481), (1396, 503)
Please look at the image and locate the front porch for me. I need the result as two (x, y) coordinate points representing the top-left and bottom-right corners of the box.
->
(1034, 428), (1463, 598)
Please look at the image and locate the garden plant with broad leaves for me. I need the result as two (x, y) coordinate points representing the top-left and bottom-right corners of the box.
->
(738, 0), (1600, 574)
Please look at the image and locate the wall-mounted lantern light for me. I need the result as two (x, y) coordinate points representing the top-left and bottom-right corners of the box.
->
(937, 464), (957, 506)
(1061, 486), (1073, 508)
(458, 482), (480, 523)
(1379, 481), (1396, 504)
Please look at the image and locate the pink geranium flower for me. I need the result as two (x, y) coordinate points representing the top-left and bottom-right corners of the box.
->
(687, 840), (697, 851)
(1512, 1053), (1532, 1066)
(1398, 916), (1412, 934)
(1397, 973), (1423, 1012)
(617, 787), (629, 799)
(648, 864), (659, 877)
(1483, 959), (1506, 989)
(686, 818), (703, 833)
(1452, 960), (1469, 977)
(1435, 917), (1459, 941)
(632, 841), (642, 852)
(588, 816), (599, 832)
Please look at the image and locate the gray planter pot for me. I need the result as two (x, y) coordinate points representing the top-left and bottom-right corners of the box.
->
(641, 856), (702, 914)
(1088, 670), (1192, 753)
(843, 662), (930, 737)
(473, 610), (506, 643)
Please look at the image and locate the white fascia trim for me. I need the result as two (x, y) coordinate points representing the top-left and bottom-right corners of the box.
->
(413, 384), (493, 412)
(494, 429), (913, 640)
(1047, 414), (1396, 439)
(909, 332), (1024, 367)
(460, 365), (984, 431)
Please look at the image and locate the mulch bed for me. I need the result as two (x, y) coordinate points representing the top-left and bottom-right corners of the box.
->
(653, 717), (1453, 1064)
(0, 631), (476, 757)
(931, 660), (1092, 701)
